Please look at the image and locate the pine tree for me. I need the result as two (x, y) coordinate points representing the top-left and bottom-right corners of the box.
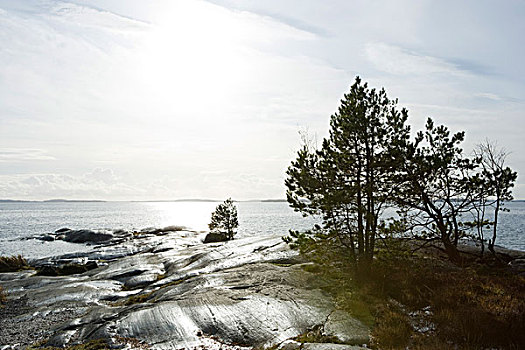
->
(285, 77), (410, 274)
(208, 198), (239, 240)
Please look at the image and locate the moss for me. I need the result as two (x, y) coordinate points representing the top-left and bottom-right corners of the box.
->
(160, 276), (192, 289)
(0, 255), (31, 272)
(269, 262), (293, 267)
(293, 325), (342, 344)
(113, 276), (192, 306)
(254, 345), (279, 350)
(300, 263), (322, 273)
(113, 336), (151, 349)
(112, 290), (155, 306)
(335, 293), (375, 327)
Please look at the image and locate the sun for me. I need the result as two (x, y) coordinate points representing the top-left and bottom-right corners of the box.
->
(135, 1), (248, 113)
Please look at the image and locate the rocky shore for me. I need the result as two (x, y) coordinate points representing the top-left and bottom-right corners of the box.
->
(0, 228), (370, 349)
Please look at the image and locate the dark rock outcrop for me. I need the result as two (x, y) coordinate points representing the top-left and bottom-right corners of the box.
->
(203, 232), (229, 243)
(62, 229), (114, 243)
(36, 261), (98, 276)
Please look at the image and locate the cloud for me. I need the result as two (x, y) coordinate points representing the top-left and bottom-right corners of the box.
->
(82, 168), (120, 185)
(0, 148), (56, 162)
(48, 1), (150, 31)
(365, 42), (465, 76)
(0, 169), (143, 200)
(205, 0), (329, 37)
(474, 93), (503, 102)
(0, 167), (287, 201)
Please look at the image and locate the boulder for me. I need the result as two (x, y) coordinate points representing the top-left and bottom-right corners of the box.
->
(39, 234), (55, 242)
(36, 262), (98, 276)
(324, 310), (370, 345)
(509, 258), (525, 274)
(203, 232), (229, 243)
(62, 229), (113, 243)
(55, 228), (71, 234)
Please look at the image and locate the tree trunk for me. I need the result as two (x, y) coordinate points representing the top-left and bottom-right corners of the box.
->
(443, 236), (462, 264)
(356, 162), (364, 256)
(489, 197), (500, 254)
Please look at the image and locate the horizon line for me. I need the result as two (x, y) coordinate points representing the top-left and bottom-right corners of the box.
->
(0, 198), (288, 203)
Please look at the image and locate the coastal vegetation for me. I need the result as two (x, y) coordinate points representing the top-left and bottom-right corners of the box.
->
(299, 241), (525, 349)
(0, 255), (31, 273)
(285, 77), (522, 349)
(473, 140), (517, 255)
(206, 198), (239, 242)
(285, 77), (411, 275)
(285, 76), (517, 268)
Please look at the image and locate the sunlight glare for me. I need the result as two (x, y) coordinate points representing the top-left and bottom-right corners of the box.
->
(145, 201), (218, 231)
(138, 1), (248, 113)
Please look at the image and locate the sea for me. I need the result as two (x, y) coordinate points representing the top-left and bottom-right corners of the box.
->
(0, 201), (523, 259)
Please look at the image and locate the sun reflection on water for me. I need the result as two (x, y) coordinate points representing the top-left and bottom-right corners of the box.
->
(143, 201), (218, 232)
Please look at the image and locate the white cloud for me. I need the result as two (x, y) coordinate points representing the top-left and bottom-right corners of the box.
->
(365, 42), (463, 76)
(474, 92), (503, 102)
(47, 1), (150, 31)
(0, 169), (143, 200)
(0, 148), (56, 162)
(0, 168), (285, 201)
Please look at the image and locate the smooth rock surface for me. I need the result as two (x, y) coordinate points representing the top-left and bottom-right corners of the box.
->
(324, 310), (370, 345)
(1, 229), (370, 349)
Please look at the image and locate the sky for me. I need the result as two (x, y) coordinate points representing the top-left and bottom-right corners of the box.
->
(0, 0), (524, 200)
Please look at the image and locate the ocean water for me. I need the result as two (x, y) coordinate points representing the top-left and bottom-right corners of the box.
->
(0, 201), (523, 259)
(0, 201), (317, 259)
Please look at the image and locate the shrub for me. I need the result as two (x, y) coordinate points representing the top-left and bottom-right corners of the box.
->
(371, 304), (412, 349)
(0, 255), (31, 272)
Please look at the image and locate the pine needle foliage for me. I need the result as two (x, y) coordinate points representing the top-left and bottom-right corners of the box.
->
(285, 76), (411, 274)
(208, 198), (239, 240)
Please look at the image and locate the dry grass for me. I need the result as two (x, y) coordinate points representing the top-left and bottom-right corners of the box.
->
(112, 291), (155, 306)
(369, 245), (525, 349)
(293, 325), (342, 344)
(0, 255), (31, 272)
(371, 304), (412, 349)
(113, 336), (151, 349)
(298, 239), (525, 349)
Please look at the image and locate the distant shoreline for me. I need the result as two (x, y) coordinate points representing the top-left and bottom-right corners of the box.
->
(0, 198), (288, 203)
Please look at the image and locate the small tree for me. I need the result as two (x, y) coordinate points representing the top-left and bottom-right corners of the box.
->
(209, 198), (238, 240)
(474, 140), (517, 254)
(395, 122), (518, 263)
